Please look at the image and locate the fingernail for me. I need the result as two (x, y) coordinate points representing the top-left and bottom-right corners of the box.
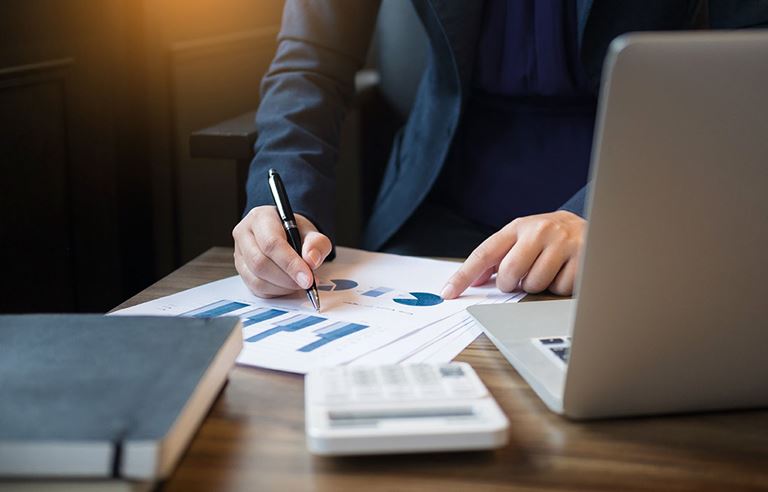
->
(307, 249), (321, 268)
(440, 283), (456, 300)
(296, 272), (311, 289)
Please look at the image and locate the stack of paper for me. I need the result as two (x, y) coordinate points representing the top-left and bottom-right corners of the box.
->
(113, 248), (523, 374)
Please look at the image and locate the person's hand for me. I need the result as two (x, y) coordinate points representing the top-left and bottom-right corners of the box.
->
(441, 211), (586, 298)
(233, 206), (332, 298)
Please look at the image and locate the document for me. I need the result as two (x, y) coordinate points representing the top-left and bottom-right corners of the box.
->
(113, 247), (523, 373)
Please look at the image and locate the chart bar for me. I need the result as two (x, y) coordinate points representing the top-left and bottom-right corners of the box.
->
(298, 323), (368, 352)
(246, 315), (326, 343)
(242, 308), (288, 327)
(281, 316), (326, 330)
(182, 300), (250, 318)
(313, 321), (346, 335)
(361, 287), (393, 298)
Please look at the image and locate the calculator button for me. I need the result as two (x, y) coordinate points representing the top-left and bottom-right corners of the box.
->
(379, 366), (415, 399)
(550, 347), (570, 362)
(410, 364), (440, 385)
(380, 365), (408, 386)
(540, 338), (564, 345)
(350, 368), (378, 387)
(409, 365), (446, 398)
(350, 368), (383, 399)
(439, 365), (465, 377)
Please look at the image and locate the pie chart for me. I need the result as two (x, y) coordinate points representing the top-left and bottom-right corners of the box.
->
(393, 292), (443, 307)
(317, 279), (359, 291)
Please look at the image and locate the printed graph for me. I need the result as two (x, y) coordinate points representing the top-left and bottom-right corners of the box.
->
(361, 286), (393, 298)
(245, 314), (326, 343)
(181, 300), (249, 318)
(313, 279), (443, 309)
(241, 307), (287, 327)
(317, 279), (358, 291)
(176, 298), (372, 354)
(298, 321), (368, 352)
(393, 292), (444, 307)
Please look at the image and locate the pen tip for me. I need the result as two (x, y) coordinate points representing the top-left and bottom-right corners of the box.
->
(268, 168), (277, 177)
(308, 289), (321, 312)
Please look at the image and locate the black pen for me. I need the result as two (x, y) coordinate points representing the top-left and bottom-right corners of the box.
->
(267, 169), (321, 311)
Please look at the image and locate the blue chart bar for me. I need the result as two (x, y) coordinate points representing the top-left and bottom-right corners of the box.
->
(242, 308), (287, 327)
(361, 287), (393, 298)
(245, 315), (326, 343)
(182, 300), (249, 318)
(298, 323), (368, 352)
(313, 321), (346, 335)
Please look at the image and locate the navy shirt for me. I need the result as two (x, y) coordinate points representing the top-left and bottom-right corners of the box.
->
(431, 0), (597, 230)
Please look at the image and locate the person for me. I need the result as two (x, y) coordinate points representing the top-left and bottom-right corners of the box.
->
(232, 0), (767, 301)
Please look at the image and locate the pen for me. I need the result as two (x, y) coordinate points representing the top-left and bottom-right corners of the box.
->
(268, 168), (321, 311)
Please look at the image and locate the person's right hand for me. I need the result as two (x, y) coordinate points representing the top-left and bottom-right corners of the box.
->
(233, 206), (333, 298)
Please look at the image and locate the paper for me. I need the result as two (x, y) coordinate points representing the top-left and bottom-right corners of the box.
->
(113, 247), (522, 373)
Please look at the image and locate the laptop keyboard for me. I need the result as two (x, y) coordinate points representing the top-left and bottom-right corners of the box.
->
(535, 337), (572, 364)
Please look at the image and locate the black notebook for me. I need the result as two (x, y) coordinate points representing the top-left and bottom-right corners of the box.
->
(0, 315), (242, 481)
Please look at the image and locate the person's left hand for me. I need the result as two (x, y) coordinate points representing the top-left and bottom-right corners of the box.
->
(440, 211), (586, 298)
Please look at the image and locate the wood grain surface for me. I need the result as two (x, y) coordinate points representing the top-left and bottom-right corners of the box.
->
(114, 248), (768, 492)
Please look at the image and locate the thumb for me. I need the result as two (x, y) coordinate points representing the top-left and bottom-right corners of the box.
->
(302, 231), (333, 270)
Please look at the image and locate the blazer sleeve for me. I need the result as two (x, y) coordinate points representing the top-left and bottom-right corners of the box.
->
(245, 0), (381, 244)
(559, 185), (588, 218)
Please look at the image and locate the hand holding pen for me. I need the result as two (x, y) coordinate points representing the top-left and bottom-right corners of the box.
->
(268, 169), (321, 310)
(231, 170), (332, 307)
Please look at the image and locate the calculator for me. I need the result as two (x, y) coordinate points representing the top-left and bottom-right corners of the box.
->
(305, 362), (509, 455)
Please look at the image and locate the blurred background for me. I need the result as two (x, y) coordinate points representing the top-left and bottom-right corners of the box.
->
(1, 0), (283, 312)
(0, 0), (428, 313)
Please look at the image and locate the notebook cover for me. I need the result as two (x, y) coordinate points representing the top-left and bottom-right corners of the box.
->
(0, 315), (239, 477)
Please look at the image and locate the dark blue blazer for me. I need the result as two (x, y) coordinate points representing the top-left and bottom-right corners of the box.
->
(246, 0), (768, 251)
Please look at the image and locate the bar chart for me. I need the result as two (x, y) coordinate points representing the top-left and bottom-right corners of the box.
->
(177, 299), (372, 355)
(245, 314), (326, 343)
(298, 321), (368, 352)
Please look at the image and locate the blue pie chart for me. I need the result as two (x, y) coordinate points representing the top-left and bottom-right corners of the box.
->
(393, 292), (444, 307)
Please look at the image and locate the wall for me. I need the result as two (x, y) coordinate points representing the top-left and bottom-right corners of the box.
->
(0, 0), (283, 312)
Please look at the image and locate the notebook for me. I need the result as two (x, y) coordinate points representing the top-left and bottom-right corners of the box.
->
(0, 315), (242, 481)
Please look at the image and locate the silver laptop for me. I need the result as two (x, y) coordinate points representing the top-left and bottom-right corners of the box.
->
(467, 31), (768, 420)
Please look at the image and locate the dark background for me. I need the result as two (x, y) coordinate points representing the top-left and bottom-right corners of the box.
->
(0, 0), (285, 312)
(0, 0), (429, 314)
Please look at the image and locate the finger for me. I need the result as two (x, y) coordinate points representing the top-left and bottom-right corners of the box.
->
(495, 235), (545, 292)
(441, 227), (517, 299)
(470, 266), (496, 287)
(252, 220), (314, 290)
(301, 231), (333, 270)
(521, 246), (570, 294)
(235, 253), (294, 298)
(549, 257), (578, 296)
(240, 232), (302, 290)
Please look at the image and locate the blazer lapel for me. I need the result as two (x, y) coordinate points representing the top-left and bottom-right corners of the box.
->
(423, 0), (485, 97)
(576, 0), (595, 47)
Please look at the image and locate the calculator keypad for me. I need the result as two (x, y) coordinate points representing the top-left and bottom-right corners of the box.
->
(310, 363), (487, 403)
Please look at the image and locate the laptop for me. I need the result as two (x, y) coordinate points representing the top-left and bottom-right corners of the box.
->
(467, 31), (768, 420)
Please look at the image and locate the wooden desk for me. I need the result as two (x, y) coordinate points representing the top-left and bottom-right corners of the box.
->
(115, 248), (768, 492)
